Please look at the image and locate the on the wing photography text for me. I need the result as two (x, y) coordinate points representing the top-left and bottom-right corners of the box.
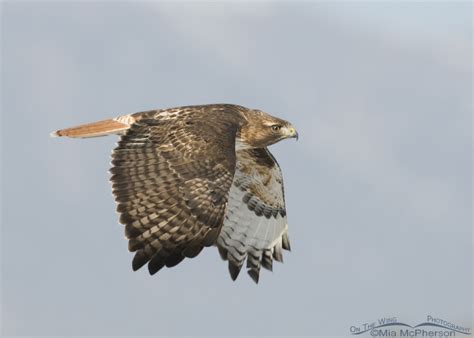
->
(350, 315), (471, 337)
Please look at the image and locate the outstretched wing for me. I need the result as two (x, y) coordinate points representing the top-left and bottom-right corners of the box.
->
(216, 148), (291, 283)
(110, 106), (242, 274)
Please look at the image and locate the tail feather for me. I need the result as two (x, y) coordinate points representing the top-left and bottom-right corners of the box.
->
(50, 115), (135, 138)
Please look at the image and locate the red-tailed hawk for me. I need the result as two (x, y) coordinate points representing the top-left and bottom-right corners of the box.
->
(51, 104), (298, 283)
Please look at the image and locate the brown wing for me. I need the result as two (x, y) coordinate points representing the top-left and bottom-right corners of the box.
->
(110, 105), (244, 274)
(216, 148), (290, 283)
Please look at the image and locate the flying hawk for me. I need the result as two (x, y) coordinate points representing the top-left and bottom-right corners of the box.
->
(51, 104), (298, 283)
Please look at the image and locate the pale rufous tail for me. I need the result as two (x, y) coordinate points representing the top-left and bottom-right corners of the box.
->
(50, 114), (136, 138)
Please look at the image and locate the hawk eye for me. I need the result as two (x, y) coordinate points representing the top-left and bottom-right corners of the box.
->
(271, 124), (282, 132)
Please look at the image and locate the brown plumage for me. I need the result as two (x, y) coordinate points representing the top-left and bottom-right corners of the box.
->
(51, 104), (298, 283)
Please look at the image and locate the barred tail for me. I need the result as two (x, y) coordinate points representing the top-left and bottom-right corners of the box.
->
(50, 115), (135, 138)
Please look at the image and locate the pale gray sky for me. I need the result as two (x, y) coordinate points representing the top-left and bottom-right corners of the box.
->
(1, 1), (472, 336)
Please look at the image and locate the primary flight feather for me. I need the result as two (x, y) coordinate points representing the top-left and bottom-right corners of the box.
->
(52, 104), (298, 283)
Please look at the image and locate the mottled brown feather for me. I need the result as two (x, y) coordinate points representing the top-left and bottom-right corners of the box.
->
(110, 105), (246, 274)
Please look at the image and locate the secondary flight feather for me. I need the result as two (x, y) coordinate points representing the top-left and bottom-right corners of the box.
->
(51, 104), (298, 283)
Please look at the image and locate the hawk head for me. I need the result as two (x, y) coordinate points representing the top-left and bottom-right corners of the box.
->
(239, 109), (298, 148)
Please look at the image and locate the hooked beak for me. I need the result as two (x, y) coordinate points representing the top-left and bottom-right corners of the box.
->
(287, 126), (299, 141)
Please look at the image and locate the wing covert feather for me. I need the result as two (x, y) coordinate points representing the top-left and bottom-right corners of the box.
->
(110, 105), (243, 274)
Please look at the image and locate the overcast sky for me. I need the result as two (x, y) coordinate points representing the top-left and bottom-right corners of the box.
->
(1, 1), (472, 337)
